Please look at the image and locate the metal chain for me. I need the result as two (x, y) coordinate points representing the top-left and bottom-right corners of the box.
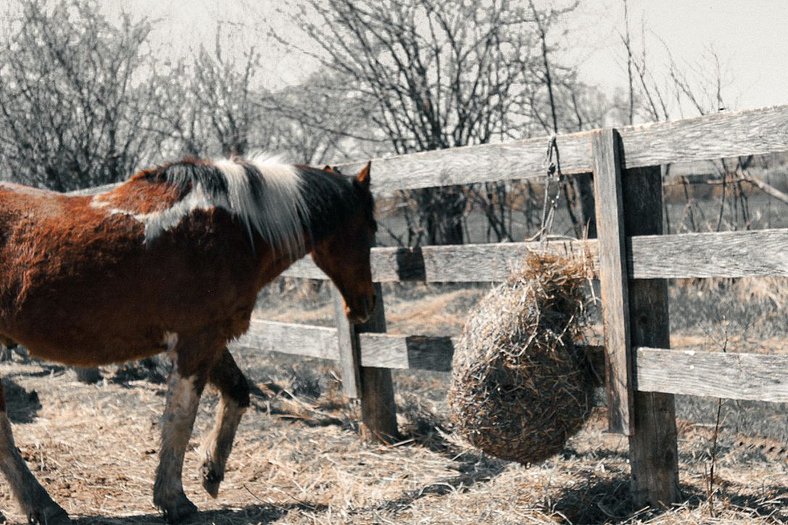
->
(537, 133), (563, 245)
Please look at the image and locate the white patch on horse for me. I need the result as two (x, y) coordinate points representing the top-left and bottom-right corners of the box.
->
(95, 156), (308, 253)
(0, 182), (55, 197)
(93, 184), (216, 243)
(89, 193), (111, 209)
(162, 332), (179, 357)
(139, 184), (215, 243)
(215, 155), (307, 256)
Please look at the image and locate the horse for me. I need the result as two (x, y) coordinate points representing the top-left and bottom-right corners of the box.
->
(0, 155), (377, 524)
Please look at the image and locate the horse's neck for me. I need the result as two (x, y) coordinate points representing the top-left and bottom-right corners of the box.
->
(297, 171), (354, 247)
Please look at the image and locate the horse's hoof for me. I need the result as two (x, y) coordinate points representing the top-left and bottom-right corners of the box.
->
(27, 504), (70, 524)
(200, 463), (223, 498)
(159, 494), (198, 524)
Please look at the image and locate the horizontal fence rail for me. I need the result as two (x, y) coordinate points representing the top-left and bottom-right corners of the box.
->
(334, 105), (788, 193)
(283, 229), (788, 282)
(636, 348), (788, 403)
(231, 320), (788, 403)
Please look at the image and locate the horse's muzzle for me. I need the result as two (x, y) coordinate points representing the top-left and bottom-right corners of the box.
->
(345, 293), (376, 324)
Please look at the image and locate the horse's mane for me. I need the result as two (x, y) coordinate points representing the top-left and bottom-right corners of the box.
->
(147, 155), (307, 255)
(144, 155), (366, 255)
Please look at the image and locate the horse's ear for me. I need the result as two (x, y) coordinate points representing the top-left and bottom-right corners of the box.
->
(355, 161), (371, 189)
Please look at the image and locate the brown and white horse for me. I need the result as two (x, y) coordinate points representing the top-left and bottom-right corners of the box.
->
(0, 156), (377, 523)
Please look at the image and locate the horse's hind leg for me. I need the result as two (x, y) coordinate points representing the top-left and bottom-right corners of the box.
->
(0, 381), (70, 524)
(153, 349), (207, 523)
(199, 348), (250, 498)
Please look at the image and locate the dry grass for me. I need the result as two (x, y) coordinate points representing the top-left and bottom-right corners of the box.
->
(0, 351), (785, 525)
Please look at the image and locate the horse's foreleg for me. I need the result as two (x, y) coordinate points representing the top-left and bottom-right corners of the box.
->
(0, 382), (70, 524)
(199, 348), (250, 498)
(153, 361), (205, 523)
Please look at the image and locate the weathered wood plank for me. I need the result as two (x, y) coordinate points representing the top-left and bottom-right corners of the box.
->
(592, 129), (635, 436)
(231, 319), (338, 360)
(332, 288), (361, 398)
(335, 133), (593, 193)
(282, 229), (787, 282)
(232, 319), (457, 371)
(623, 164), (680, 507)
(629, 229), (788, 278)
(359, 333), (456, 372)
(235, 319), (607, 376)
(332, 105), (788, 193)
(618, 105), (788, 170)
(234, 320), (786, 402)
(282, 239), (592, 282)
(636, 348), (788, 402)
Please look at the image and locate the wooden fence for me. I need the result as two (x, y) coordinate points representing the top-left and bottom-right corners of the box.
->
(232, 105), (788, 508)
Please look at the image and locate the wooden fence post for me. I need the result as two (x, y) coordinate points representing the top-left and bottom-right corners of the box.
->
(332, 283), (398, 442)
(356, 283), (398, 441)
(622, 164), (680, 507)
(592, 129), (635, 436)
(592, 129), (680, 507)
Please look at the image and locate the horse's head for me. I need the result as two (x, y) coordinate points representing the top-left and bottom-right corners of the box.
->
(310, 162), (377, 324)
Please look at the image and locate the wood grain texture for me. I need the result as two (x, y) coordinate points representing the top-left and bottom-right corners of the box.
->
(334, 133), (593, 193)
(232, 319), (457, 371)
(629, 229), (788, 278)
(592, 129), (635, 436)
(282, 228), (787, 283)
(359, 334), (456, 372)
(617, 105), (788, 169)
(332, 288), (361, 399)
(234, 320), (785, 403)
(623, 165), (680, 507)
(230, 319), (338, 360)
(636, 348), (788, 402)
(282, 239), (593, 282)
(330, 105), (788, 194)
(68, 106), (787, 198)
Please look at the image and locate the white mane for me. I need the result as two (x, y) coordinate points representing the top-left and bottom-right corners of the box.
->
(213, 155), (307, 255)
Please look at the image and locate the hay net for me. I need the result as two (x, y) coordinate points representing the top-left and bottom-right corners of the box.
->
(449, 252), (594, 465)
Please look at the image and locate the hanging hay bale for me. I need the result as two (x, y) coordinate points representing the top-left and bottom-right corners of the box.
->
(448, 252), (594, 464)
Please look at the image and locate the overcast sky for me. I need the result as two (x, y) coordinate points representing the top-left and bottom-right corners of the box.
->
(568, 0), (788, 112)
(7, 1), (786, 116)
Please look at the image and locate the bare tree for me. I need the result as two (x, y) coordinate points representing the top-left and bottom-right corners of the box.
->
(0, 0), (159, 190)
(617, 2), (785, 233)
(259, 69), (382, 165)
(276, 0), (586, 245)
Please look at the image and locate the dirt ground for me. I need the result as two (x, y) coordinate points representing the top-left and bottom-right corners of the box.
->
(1, 277), (786, 524)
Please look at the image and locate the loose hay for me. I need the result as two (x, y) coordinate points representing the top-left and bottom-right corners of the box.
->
(449, 252), (594, 464)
